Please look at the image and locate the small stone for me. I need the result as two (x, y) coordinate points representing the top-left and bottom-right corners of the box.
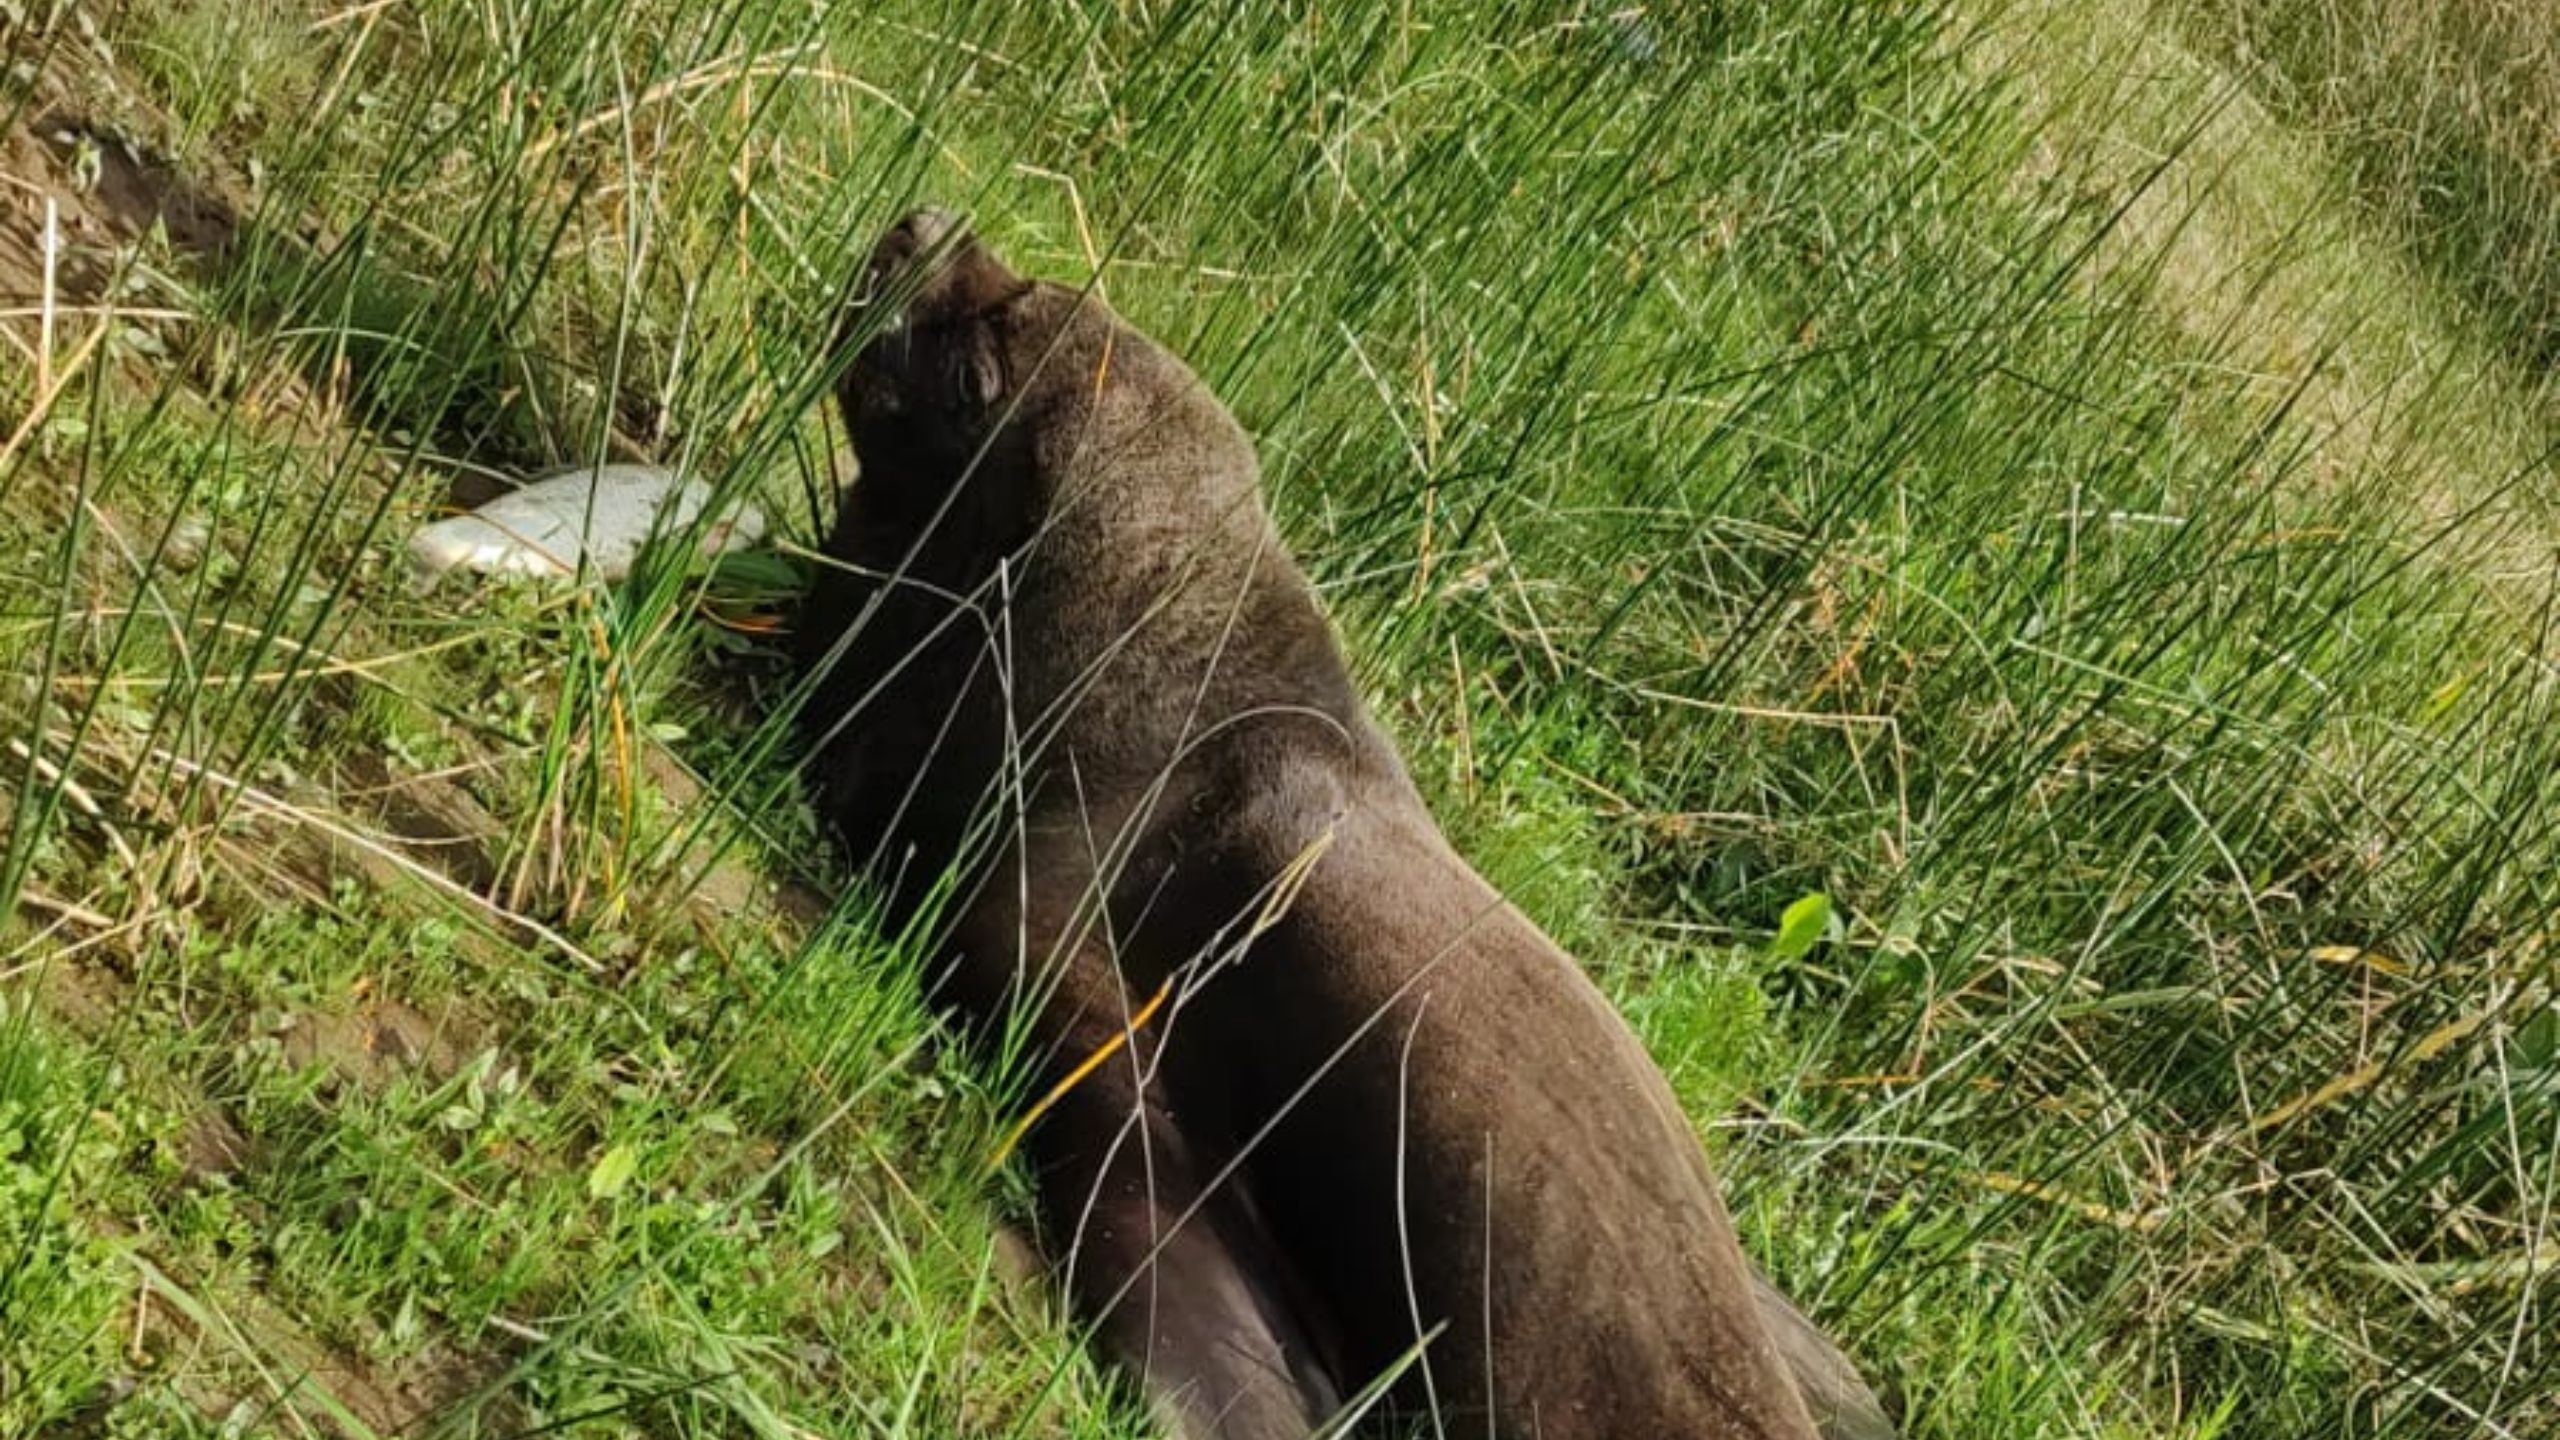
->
(162, 514), (211, 573)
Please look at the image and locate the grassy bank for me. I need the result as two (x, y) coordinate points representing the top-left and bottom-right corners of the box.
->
(3, 1), (2553, 1436)
(2173, 0), (2560, 390)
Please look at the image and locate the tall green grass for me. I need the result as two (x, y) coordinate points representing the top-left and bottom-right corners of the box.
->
(2, 1), (2552, 1436)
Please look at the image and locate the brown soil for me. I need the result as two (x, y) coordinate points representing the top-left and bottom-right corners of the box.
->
(277, 993), (490, 1089)
(123, 1240), (509, 1438)
(0, 67), (240, 311)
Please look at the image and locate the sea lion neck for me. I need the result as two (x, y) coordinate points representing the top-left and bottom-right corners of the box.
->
(840, 421), (1041, 591)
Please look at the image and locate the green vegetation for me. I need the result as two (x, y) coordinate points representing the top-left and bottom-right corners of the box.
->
(2175, 0), (2560, 384)
(3, 1), (2552, 1436)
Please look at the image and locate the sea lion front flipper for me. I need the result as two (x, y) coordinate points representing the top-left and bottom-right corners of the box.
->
(1750, 1266), (1900, 1440)
(1025, 1019), (1340, 1440)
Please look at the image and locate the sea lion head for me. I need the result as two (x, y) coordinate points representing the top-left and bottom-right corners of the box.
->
(833, 208), (1244, 554)
(829, 206), (1265, 599)
(835, 209), (1046, 476)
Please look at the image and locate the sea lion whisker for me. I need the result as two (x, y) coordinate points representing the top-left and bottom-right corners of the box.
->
(1393, 996), (1450, 1438)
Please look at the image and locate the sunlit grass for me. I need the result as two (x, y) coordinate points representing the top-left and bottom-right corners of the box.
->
(2, 1), (2552, 1436)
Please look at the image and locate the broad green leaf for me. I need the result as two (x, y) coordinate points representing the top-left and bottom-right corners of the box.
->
(1770, 892), (1833, 963)
(587, 1142), (639, 1200)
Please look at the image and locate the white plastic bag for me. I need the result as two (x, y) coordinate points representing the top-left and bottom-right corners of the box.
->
(406, 464), (766, 584)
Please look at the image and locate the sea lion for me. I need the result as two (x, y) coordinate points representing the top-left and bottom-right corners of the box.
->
(794, 208), (1894, 1440)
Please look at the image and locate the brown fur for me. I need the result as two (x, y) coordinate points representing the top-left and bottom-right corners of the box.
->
(795, 209), (1892, 1440)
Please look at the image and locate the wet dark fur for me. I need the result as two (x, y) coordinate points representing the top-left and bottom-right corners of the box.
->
(795, 210), (1894, 1440)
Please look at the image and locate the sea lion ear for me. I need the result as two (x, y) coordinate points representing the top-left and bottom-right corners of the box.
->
(966, 323), (1007, 408)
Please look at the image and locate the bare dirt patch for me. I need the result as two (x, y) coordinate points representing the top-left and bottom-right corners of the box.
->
(278, 992), (490, 1089)
(123, 1244), (509, 1439)
(1, 68), (240, 311)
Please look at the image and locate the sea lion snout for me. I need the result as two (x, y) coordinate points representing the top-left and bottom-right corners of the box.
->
(867, 206), (965, 293)
(859, 207), (1023, 329)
